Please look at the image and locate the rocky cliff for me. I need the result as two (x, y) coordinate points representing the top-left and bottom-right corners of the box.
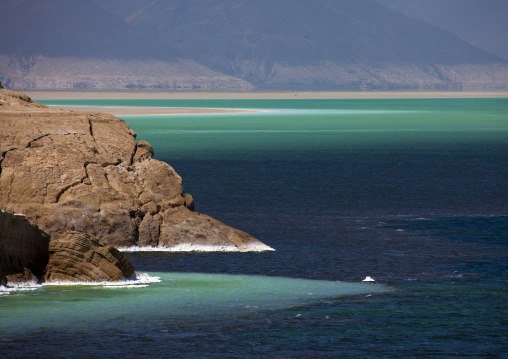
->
(0, 211), (134, 285)
(0, 89), (272, 254)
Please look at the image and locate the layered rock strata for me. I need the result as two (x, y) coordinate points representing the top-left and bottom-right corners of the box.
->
(44, 231), (135, 283)
(0, 211), (134, 286)
(0, 89), (272, 253)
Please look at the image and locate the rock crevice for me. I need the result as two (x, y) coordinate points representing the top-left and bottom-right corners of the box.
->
(87, 115), (95, 137)
(54, 175), (88, 203)
(27, 133), (52, 148)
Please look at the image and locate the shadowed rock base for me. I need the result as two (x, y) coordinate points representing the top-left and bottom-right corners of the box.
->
(0, 211), (49, 286)
(0, 211), (134, 286)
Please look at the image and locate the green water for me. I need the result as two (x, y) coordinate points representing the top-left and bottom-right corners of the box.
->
(0, 273), (389, 334)
(41, 98), (508, 160)
(7, 96), (504, 358)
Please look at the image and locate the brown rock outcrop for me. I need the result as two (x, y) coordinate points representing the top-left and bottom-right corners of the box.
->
(0, 210), (134, 285)
(44, 231), (135, 283)
(0, 89), (273, 252)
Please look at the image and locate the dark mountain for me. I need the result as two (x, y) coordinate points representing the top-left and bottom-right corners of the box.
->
(1, 0), (507, 90)
(0, 0), (252, 90)
(0, 0), (179, 60)
(93, 0), (508, 90)
(90, 0), (155, 20)
(375, 0), (508, 61)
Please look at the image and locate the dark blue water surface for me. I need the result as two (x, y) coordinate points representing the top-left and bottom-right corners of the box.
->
(3, 98), (507, 358)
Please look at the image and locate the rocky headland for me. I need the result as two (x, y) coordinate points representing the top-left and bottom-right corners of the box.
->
(0, 89), (272, 286)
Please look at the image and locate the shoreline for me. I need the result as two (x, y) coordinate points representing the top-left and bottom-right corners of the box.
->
(28, 89), (508, 116)
(48, 105), (258, 116)
(26, 90), (508, 100)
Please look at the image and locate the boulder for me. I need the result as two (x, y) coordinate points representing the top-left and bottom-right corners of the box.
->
(0, 89), (273, 252)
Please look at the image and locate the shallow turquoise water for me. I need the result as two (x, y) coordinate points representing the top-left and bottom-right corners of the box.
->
(0, 273), (389, 333)
(42, 98), (508, 161)
(3, 97), (506, 358)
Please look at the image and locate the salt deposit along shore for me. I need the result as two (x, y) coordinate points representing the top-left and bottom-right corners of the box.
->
(44, 106), (258, 116)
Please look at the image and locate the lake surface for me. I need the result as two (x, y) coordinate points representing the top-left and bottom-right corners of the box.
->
(2, 98), (507, 358)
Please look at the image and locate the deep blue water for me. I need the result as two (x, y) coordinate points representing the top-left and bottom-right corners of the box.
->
(2, 98), (507, 358)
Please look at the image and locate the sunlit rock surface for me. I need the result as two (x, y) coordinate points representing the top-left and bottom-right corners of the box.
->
(0, 89), (273, 253)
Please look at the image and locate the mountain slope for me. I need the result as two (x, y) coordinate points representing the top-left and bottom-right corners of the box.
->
(94, 0), (508, 90)
(0, 0), (252, 90)
(0, 0), (179, 60)
(2, 0), (507, 90)
(375, 0), (508, 61)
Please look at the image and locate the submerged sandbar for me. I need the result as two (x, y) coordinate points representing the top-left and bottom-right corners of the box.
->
(47, 105), (257, 116)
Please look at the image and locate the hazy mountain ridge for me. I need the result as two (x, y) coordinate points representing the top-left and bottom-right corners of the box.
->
(1, 0), (507, 90)
(0, 0), (180, 60)
(375, 0), (508, 61)
(94, 0), (508, 90)
(0, 0), (252, 90)
(0, 56), (254, 90)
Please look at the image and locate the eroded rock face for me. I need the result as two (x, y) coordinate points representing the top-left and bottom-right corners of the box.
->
(0, 210), (135, 285)
(0, 90), (272, 252)
(44, 231), (135, 283)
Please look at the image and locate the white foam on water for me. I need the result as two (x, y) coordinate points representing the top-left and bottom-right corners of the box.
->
(241, 242), (276, 252)
(132, 272), (162, 284)
(118, 243), (275, 252)
(42, 271), (161, 288)
(0, 283), (41, 295)
(0, 272), (160, 294)
(119, 244), (237, 252)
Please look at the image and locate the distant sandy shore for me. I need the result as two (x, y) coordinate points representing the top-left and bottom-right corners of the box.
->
(26, 90), (508, 116)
